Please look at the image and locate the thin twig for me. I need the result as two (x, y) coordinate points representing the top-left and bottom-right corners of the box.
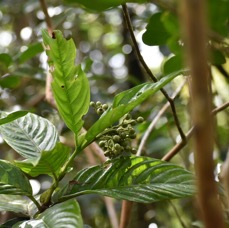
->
(137, 80), (186, 156)
(122, 4), (186, 142)
(169, 201), (187, 228)
(39, 0), (53, 34)
(163, 101), (229, 161)
(121, 5), (186, 227)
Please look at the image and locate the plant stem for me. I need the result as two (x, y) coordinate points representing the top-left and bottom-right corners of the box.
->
(122, 3), (186, 142)
(28, 195), (42, 213)
(137, 80), (186, 156)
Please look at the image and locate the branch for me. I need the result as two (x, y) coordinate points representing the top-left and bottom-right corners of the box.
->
(163, 101), (229, 162)
(122, 4), (186, 142)
(39, 0), (53, 35)
(121, 4), (186, 227)
(137, 80), (186, 156)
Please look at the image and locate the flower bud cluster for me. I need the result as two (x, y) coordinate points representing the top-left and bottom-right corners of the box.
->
(90, 102), (144, 159)
(90, 101), (108, 115)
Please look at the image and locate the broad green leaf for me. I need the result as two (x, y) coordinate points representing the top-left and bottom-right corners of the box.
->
(14, 199), (83, 228)
(18, 43), (44, 64)
(61, 156), (195, 203)
(142, 12), (170, 46)
(0, 194), (30, 215)
(14, 143), (71, 177)
(0, 111), (28, 125)
(84, 70), (187, 146)
(42, 30), (90, 135)
(0, 113), (59, 159)
(0, 160), (32, 196)
(163, 55), (183, 75)
(64, 0), (146, 11)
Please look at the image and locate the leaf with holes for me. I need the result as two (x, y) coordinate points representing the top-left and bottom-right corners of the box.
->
(42, 30), (90, 136)
(83, 69), (187, 147)
(0, 160), (32, 196)
(14, 199), (83, 228)
(0, 113), (59, 159)
(14, 143), (71, 177)
(59, 156), (195, 203)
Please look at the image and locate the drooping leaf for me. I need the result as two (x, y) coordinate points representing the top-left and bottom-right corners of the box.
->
(18, 42), (44, 64)
(42, 30), (90, 135)
(60, 156), (195, 203)
(142, 12), (170, 46)
(64, 0), (147, 11)
(14, 143), (71, 177)
(14, 199), (83, 228)
(0, 160), (32, 196)
(0, 194), (30, 215)
(0, 113), (59, 159)
(84, 69), (187, 147)
(0, 111), (28, 125)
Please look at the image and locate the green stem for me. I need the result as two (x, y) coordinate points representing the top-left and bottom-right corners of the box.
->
(28, 195), (42, 213)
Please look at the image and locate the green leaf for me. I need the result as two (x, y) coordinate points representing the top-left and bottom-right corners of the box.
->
(14, 143), (71, 177)
(42, 30), (90, 135)
(14, 199), (83, 228)
(208, 0), (229, 37)
(0, 75), (21, 89)
(163, 55), (183, 75)
(61, 156), (195, 203)
(84, 69), (187, 146)
(0, 113), (59, 159)
(0, 160), (32, 196)
(0, 194), (30, 215)
(209, 49), (226, 65)
(64, 0), (146, 11)
(18, 43), (44, 64)
(142, 12), (170, 46)
(0, 53), (12, 68)
(0, 111), (28, 125)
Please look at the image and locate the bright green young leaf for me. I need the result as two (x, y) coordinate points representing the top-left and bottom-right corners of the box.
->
(64, 0), (146, 11)
(142, 12), (170, 46)
(84, 70), (187, 146)
(0, 160), (32, 196)
(60, 156), (195, 203)
(0, 111), (28, 125)
(42, 30), (90, 135)
(0, 194), (30, 215)
(14, 199), (83, 228)
(14, 143), (71, 177)
(18, 42), (44, 64)
(0, 113), (59, 159)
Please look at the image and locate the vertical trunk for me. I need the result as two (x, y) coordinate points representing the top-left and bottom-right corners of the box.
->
(179, 0), (225, 227)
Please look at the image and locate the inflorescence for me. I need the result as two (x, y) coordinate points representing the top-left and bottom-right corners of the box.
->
(90, 101), (144, 159)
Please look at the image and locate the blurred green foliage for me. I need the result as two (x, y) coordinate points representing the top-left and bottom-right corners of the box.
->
(0, 0), (228, 227)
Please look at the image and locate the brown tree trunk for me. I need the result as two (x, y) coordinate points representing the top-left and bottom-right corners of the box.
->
(179, 0), (225, 227)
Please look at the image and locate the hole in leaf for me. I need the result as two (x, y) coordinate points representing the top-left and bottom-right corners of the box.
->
(52, 32), (56, 39)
